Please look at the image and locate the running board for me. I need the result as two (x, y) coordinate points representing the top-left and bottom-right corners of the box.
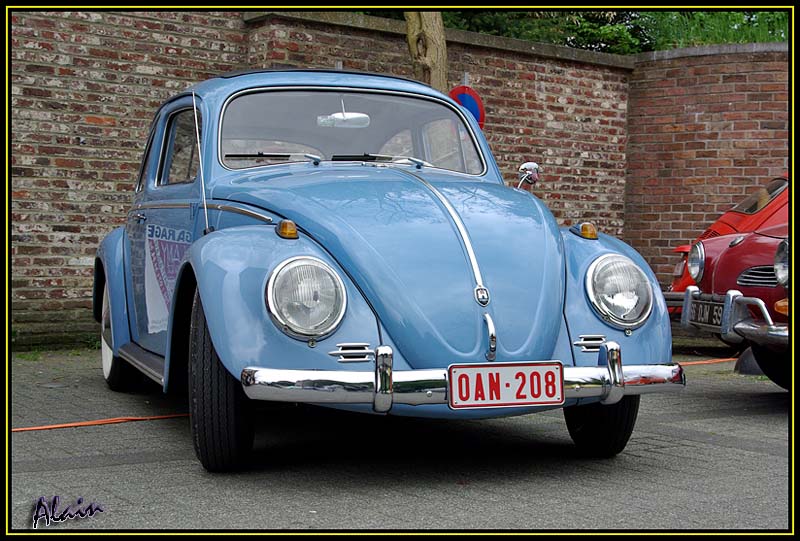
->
(118, 343), (165, 385)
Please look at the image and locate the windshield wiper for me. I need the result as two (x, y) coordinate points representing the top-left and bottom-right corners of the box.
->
(225, 152), (293, 160)
(331, 153), (393, 162)
(224, 152), (322, 165)
(330, 154), (429, 169)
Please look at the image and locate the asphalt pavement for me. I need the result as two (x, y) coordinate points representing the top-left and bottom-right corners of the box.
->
(8, 340), (791, 532)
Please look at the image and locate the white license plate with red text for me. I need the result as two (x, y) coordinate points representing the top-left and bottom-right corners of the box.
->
(448, 362), (564, 409)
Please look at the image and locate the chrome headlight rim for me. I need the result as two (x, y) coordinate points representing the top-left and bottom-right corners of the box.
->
(687, 241), (705, 282)
(266, 256), (347, 340)
(585, 253), (654, 330)
(774, 238), (789, 287)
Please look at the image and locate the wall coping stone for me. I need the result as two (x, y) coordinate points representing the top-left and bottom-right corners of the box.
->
(635, 41), (788, 62)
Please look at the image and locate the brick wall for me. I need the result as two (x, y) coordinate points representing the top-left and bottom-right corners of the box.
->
(625, 46), (789, 285)
(10, 11), (789, 348)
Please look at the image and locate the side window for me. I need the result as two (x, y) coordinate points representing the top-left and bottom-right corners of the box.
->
(379, 129), (413, 157)
(421, 118), (482, 174)
(135, 120), (158, 193)
(160, 109), (201, 186)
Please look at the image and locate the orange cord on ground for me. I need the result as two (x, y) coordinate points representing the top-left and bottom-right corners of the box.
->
(679, 357), (737, 366)
(11, 413), (188, 433)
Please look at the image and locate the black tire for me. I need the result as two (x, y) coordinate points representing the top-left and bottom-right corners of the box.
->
(100, 283), (142, 392)
(751, 343), (791, 390)
(563, 395), (640, 458)
(189, 291), (254, 472)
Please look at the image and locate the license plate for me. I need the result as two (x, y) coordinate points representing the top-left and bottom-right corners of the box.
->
(448, 362), (564, 409)
(689, 300), (723, 327)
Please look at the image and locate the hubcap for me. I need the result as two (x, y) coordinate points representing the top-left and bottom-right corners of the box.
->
(101, 284), (114, 379)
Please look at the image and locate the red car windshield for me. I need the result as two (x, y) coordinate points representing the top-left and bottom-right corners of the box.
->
(730, 177), (788, 215)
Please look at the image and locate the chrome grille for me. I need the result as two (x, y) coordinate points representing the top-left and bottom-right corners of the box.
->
(327, 343), (375, 363)
(736, 266), (778, 288)
(573, 335), (606, 352)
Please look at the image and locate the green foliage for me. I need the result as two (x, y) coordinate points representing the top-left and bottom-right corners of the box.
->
(441, 11), (572, 45)
(564, 12), (647, 55)
(641, 11), (789, 50)
(361, 9), (788, 54)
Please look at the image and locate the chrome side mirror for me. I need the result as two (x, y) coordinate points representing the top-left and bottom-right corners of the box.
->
(517, 162), (540, 189)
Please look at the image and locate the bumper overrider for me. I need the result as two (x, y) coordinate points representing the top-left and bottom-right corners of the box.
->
(241, 342), (685, 414)
(681, 286), (789, 348)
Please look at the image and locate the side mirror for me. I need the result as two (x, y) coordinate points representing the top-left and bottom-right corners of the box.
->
(517, 162), (540, 189)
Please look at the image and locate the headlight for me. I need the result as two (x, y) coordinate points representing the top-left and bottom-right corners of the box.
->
(774, 239), (789, 287)
(687, 242), (705, 282)
(586, 254), (653, 329)
(266, 256), (346, 339)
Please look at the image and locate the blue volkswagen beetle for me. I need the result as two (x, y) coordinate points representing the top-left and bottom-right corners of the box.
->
(94, 69), (685, 471)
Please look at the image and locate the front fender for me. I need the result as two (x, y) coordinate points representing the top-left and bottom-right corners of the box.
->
(95, 226), (131, 355)
(183, 225), (381, 380)
(562, 229), (671, 368)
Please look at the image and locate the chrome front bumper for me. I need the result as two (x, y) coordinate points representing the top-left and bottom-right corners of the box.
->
(681, 286), (789, 348)
(241, 342), (686, 414)
(721, 289), (788, 348)
(663, 291), (684, 309)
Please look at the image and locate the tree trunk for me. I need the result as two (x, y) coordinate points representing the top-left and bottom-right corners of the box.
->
(403, 11), (448, 93)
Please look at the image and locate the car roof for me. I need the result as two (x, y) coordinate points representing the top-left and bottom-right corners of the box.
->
(180, 69), (446, 107)
(215, 67), (424, 86)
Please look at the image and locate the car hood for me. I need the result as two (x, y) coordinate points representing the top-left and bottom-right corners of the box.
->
(754, 222), (788, 240)
(213, 165), (565, 368)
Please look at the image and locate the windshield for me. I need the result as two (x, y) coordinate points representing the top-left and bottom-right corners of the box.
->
(730, 177), (787, 214)
(220, 90), (484, 174)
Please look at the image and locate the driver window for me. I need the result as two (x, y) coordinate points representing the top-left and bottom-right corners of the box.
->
(421, 119), (482, 174)
(379, 129), (413, 157)
(160, 109), (201, 186)
(135, 123), (157, 193)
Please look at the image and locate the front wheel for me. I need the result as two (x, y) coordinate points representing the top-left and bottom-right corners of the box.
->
(563, 395), (640, 458)
(189, 291), (255, 472)
(751, 343), (790, 390)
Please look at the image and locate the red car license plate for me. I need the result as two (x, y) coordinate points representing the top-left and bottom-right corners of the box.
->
(689, 300), (723, 328)
(448, 362), (564, 409)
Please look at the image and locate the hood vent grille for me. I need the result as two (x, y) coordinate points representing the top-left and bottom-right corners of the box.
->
(699, 229), (721, 240)
(328, 343), (375, 363)
(573, 335), (606, 352)
(737, 266), (778, 288)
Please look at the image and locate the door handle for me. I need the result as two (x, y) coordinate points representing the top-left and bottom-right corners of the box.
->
(132, 213), (147, 223)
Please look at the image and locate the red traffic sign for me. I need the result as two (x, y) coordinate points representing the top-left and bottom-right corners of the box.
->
(449, 85), (485, 129)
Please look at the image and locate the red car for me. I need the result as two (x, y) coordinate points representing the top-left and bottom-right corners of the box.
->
(665, 174), (789, 315)
(680, 224), (790, 389)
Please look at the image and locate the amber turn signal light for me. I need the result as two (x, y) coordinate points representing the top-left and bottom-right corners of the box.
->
(579, 222), (598, 240)
(774, 298), (788, 315)
(276, 220), (299, 239)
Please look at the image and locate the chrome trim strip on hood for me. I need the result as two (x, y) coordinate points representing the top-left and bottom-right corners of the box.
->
(205, 202), (273, 223)
(396, 168), (489, 306)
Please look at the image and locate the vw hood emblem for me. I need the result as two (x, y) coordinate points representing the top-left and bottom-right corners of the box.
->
(475, 286), (491, 306)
